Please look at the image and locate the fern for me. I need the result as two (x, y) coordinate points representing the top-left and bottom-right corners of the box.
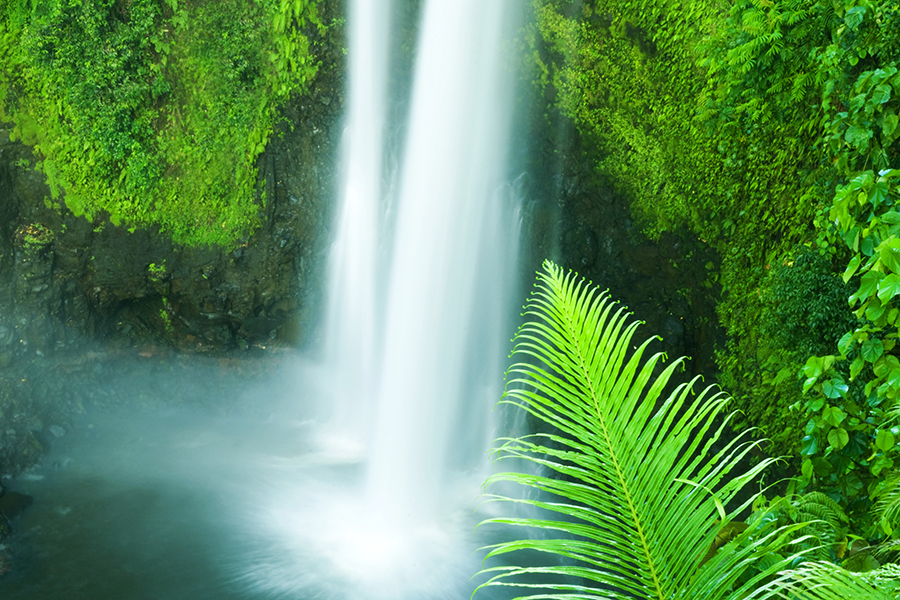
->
(476, 261), (890, 600)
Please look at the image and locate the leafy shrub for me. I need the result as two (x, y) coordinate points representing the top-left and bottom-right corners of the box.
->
(763, 249), (855, 360)
(0, 0), (324, 246)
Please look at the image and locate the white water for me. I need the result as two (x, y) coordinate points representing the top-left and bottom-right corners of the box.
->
(321, 0), (390, 456)
(314, 0), (523, 594)
(365, 0), (519, 524)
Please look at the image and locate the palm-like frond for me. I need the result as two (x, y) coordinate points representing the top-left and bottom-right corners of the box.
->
(475, 261), (885, 600)
(875, 473), (900, 537)
(756, 562), (893, 599)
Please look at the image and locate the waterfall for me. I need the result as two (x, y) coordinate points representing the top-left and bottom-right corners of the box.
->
(306, 0), (523, 594)
(363, 0), (519, 524)
(322, 0), (389, 455)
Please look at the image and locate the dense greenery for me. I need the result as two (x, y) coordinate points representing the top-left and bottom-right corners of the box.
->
(0, 0), (325, 246)
(479, 262), (896, 599)
(529, 0), (900, 543)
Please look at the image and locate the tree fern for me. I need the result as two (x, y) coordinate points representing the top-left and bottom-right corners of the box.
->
(476, 261), (890, 599)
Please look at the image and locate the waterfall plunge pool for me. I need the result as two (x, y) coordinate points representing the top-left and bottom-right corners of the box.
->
(0, 355), (521, 600)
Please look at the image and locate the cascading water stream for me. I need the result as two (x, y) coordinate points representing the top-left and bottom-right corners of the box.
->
(0, 3), (526, 599)
(314, 0), (524, 590)
(321, 0), (389, 457)
(363, 0), (519, 525)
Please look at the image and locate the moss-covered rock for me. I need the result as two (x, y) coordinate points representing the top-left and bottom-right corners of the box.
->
(0, 13), (342, 358)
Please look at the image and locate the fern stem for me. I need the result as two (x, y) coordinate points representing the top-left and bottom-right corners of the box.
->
(550, 269), (667, 600)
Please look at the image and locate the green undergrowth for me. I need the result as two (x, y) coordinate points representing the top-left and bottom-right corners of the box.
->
(527, 0), (831, 451)
(530, 0), (900, 541)
(0, 0), (325, 246)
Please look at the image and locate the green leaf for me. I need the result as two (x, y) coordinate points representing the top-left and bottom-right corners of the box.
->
(804, 377), (819, 394)
(862, 235), (875, 256)
(828, 427), (850, 449)
(838, 331), (855, 355)
(884, 112), (899, 137)
(872, 455), (894, 477)
(888, 368), (900, 389)
(851, 271), (885, 305)
(878, 273), (900, 302)
(801, 434), (818, 456)
(866, 302), (887, 323)
(843, 255), (862, 283)
(873, 84), (892, 104)
(801, 458), (814, 478)
(823, 405), (847, 425)
(812, 456), (834, 476)
(880, 239), (900, 271)
(870, 182), (890, 207)
(823, 381), (849, 400)
(852, 172), (875, 188)
(851, 356), (866, 379)
(862, 338), (884, 362)
(876, 429), (895, 451)
(874, 354), (900, 378)
(845, 125), (871, 150)
(803, 356), (825, 379)
(883, 211), (900, 225)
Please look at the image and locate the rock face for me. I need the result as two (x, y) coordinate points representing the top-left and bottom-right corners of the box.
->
(0, 21), (345, 476)
(519, 110), (723, 380)
(0, 80), (341, 364)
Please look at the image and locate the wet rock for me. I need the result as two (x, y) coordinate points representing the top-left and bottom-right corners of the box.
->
(0, 514), (10, 540)
(0, 490), (33, 520)
(0, 377), (44, 476)
(520, 101), (723, 381)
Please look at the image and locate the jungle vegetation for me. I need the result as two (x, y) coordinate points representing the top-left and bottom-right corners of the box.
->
(478, 261), (900, 598)
(0, 0), (898, 591)
(527, 0), (900, 557)
(0, 0), (326, 246)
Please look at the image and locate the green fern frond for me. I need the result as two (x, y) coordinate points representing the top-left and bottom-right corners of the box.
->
(477, 262), (778, 599)
(875, 540), (900, 562)
(476, 262), (889, 600)
(876, 473), (900, 532)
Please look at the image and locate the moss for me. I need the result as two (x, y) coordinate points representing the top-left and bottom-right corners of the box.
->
(0, 0), (326, 247)
(13, 222), (53, 248)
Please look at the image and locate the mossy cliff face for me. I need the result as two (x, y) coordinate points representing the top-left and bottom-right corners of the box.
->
(0, 12), (343, 475)
(0, 83), (340, 361)
(519, 89), (723, 382)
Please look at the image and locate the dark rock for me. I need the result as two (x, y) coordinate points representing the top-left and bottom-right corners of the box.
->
(519, 89), (724, 382)
(0, 513), (10, 540)
(0, 490), (33, 520)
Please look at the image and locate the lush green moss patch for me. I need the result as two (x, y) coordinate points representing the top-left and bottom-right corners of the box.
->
(0, 0), (324, 246)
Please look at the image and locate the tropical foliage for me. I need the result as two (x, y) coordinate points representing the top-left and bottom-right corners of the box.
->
(477, 262), (895, 599)
(0, 0), (326, 246)
(528, 0), (900, 544)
